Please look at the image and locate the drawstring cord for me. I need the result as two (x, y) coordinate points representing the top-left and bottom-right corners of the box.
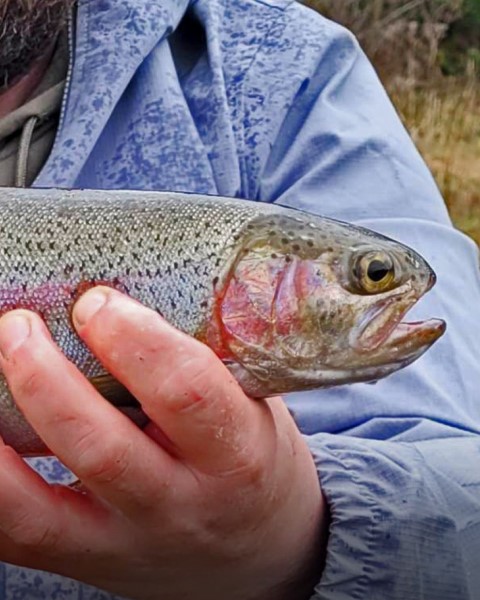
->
(15, 115), (39, 187)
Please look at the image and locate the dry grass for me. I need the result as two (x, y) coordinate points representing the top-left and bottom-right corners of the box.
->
(389, 78), (480, 244)
(305, 0), (480, 245)
(305, 0), (463, 81)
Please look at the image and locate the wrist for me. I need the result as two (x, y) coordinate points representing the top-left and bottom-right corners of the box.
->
(272, 500), (328, 600)
(252, 484), (329, 600)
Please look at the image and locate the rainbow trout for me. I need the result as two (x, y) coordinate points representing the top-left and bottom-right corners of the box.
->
(0, 188), (445, 454)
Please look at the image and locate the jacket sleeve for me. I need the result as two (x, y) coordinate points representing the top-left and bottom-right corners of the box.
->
(307, 434), (480, 599)
(255, 4), (480, 598)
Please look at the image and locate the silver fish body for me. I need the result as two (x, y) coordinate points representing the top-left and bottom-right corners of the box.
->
(0, 188), (445, 454)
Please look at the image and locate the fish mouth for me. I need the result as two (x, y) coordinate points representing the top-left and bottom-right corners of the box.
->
(354, 290), (446, 365)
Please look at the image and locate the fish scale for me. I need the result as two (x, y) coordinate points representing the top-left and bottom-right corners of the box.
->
(0, 189), (266, 364)
(0, 187), (444, 455)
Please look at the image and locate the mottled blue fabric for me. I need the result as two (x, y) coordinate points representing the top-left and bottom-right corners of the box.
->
(0, 0), (475, 598)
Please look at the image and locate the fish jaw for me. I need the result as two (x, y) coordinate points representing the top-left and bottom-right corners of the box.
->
(223, 318), (446, 397)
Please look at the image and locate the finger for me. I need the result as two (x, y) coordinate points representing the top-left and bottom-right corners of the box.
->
(73, 288), (275, 476)
(0, 310), (181, 515)
(0, 443), (121, 567)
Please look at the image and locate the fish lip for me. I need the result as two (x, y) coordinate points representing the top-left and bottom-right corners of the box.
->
(382, 318), (446, 352)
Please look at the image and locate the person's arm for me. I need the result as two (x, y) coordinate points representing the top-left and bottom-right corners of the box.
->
(254, 5), (480, 598)
(308, 434), (480, 599)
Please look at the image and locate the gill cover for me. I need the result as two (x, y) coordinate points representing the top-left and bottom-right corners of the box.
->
(206, 212), (345, 395)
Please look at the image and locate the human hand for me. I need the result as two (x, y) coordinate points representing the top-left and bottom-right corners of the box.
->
(0, 288), (327, 600)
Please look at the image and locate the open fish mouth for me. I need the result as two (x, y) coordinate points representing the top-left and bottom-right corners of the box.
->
(354, 293), (446, 365)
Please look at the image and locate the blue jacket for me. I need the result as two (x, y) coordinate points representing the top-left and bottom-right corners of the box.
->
(11, 0), (480, 598)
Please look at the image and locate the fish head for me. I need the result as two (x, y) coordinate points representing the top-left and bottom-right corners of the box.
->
(207, 211), (445, 396)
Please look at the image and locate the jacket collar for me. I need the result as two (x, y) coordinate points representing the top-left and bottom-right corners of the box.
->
(36, 0), (191, 187)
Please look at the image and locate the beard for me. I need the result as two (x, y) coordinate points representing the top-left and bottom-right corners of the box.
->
(0, 0), (75, 90)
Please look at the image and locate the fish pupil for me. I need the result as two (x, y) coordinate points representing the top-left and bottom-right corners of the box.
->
(368, 259), (390, 282)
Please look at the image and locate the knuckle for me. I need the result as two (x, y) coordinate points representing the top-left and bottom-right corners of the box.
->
(221, 451), (266, 486)
(15, 369), (46, 402)
(182, 354), (216, 393)
(11, 345), (60, 403)
(74, 429), (132, 485)
(241, 455), (266, 485)
(158, 350), (219, 413)
(5, 513), (61, 553)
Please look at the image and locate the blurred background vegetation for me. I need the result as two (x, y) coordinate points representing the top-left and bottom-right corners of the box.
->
(305, 0), (480, 244)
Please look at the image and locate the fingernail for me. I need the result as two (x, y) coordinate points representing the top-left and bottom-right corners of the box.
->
(73, 288), (109, 327)
(0, 312), (32, 360)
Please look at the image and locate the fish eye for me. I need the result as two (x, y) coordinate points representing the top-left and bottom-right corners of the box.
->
(352, 251), (396, 294)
